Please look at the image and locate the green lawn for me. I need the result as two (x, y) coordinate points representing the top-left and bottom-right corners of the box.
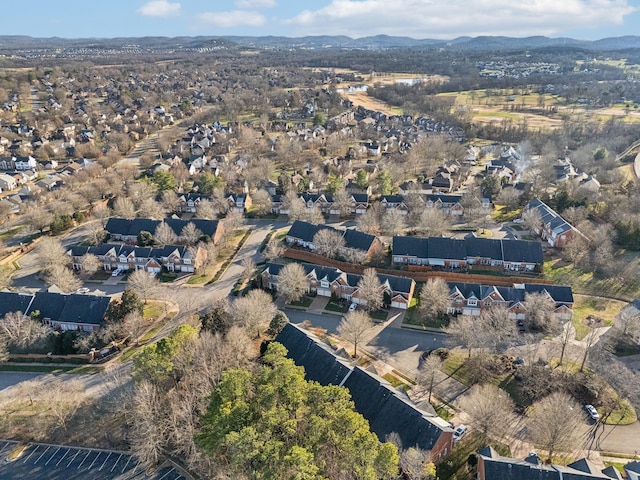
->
(370, 309), (389, 322)
(187, 273), (209, 284)
(143, 302), (164, 320)
(325, 299), (348, 313)
(404, 303), (449, 329)
(289, 296), (313, 308)
(544, 258), (640, 301)
(0, 225), (23, 240)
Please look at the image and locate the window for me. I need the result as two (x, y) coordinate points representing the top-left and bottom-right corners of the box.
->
(320, 280), (329, 288)
(183, 258), (191, 264)
(467, 299), (477, 306)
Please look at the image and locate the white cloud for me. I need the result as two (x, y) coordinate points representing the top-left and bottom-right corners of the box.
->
(198, 10), (266, 28)
(285, 0), (637, 38)
(235, 0), (277, 8)
(138, 0), (181, 17)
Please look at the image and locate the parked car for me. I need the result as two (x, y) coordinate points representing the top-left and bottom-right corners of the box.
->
(76, 287), (90, 294)
(111, 268), (123, 277)
(584, 404), (600, 421)
(453, 425), (468, 443)
(348, 303), (357, 312)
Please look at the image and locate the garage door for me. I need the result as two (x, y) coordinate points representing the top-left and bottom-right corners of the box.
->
(317, 288), (331, 297)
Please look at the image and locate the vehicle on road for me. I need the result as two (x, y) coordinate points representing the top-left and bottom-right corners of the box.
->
(76, 287), (90, 294)
(348, 303), (357, 312)
(584, 404), (600, 421)
(453, 425), (468, 443)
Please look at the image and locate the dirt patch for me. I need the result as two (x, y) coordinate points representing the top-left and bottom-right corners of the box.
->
(344, 91), (401, 116)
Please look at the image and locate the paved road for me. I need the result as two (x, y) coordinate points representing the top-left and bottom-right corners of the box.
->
(0, 372), (43, 392)
(283, 308), (447, 375)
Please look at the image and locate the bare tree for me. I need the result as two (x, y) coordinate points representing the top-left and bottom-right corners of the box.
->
(521, 208), (542, 234)
(357, 268), (383, 312)
(554, 321), (574, 367)
(194, 199), (219, 220)
(137, 197), (164, 220)
(113, 196), (136, 219)
(580, 328), (600, 372)
(332, 188), (353, 217)
(276, 262), (308, 304)
(477, 307), (517, 354)
(283, 190), (305, 222)
(224, 209), (245, 234)
(85, 220), (106, 245)
(130, 380), (167, 466)
(121, 311), (146, 345)
(0, 311), (49, 350)
(305, 205), (324, 225)
(241, 257), (256, 282)
(616, 303), (640, 338)
(313, 228), (345, 259)
(416, 208), (450, 237)
(399, 447), (434, 480)
(161, 190), (180, 214)
(263, 238), (285, 261)
(381, 209), (406, 236)
(91, 203), (111, 227)
(251, 189), (272, 217)
(154, 221), (177, 247)
(44, 264), (82, 292)
(445, 315), (482, 358)
(528, 392), (585, 461)
(232, 289), (277, 337)
(37, 236), (70, 270)
(79, 253), (102, 276)
(357, 206), (382, 235)
(338, 310), (374, 357)
(562, 235), (588, 269)
(523, 292), (556, 332)
(418, 278), (450, 324)
(181, 222), (203, 245)
(44, 378), (83, 429)
(417, 354), (445, 403)
(128, 269), (160, 304)
(23, 209), (54, 234)
(459, 384), (516, 442)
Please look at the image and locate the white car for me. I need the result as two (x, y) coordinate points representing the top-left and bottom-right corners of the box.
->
(111, 268), (122, 277)
(453, 425), (468, 443)
(348, 303), (357, 312)
(76, 287), (90, 294)
(584, 404), (600, 421)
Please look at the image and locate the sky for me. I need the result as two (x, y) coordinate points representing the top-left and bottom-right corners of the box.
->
(3, 0), (640, 40)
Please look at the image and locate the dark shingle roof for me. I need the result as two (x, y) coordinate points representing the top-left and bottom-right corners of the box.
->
(501, 239), (543, 264)
(27, 292), (109, 326)
(275, 324), (450, 451)
(392, 235), (543, 265)
(0, 292), (33, 317)
(342, 229), (376, 252)
(58, 294), (111, 326)
(287, 220), (377, 252)
(275, 323), (352, 386)
(28, 292), (67, 321)
(343, 368), (448, 451)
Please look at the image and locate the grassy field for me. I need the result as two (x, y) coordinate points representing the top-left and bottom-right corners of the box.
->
(571, 294), (625, 339)
(544, 258), (640, 301)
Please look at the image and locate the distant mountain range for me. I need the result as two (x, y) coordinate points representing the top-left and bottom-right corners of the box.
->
(2, 34), (640, 52)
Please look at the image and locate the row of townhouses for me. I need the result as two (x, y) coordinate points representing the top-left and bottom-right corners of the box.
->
(285, 220), (383, 259)
(173, 192), (251, 214)
(447, 281), (574, 320)
(261, 262), (416, 310)
(105, 217), (222, 245)
(392, 235), (544, 272)
(0, 290), (110, 332)
(525, 198), (585, 248)
(68, 243), (206, 273)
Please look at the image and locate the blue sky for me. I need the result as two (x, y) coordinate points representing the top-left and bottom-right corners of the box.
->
(4, 0), (640, 40)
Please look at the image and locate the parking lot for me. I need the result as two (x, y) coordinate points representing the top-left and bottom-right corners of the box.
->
(0, 440), (188, 479)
